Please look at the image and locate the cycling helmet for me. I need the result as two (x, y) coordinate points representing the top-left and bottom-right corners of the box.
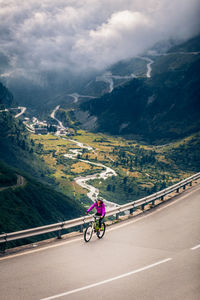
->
(97, 197), (103, 203)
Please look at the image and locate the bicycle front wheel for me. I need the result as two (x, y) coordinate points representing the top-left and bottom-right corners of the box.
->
(97, 222), (106, 239)
(84, 223), (93, 242)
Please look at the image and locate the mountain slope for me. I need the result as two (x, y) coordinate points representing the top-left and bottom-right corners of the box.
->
(80, 35), (200, 143)
(0, 110), (50, 178)
(0, 82), (84, 240)
(0, 161), (84, 236)
(0, 81), (14, 108)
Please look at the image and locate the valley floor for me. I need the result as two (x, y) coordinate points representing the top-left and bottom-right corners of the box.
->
(30, 129), (198, 208)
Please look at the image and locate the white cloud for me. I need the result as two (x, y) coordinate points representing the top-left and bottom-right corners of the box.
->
(0, 0), (199, 79)
(73, 10), (152, 69)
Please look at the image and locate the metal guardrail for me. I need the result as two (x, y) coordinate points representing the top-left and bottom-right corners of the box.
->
(0, 172), (199, 250)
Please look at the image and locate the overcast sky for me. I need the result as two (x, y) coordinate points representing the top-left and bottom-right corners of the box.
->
(0, 0), (200, 81)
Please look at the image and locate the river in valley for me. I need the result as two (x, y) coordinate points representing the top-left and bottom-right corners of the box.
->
(51, 108), (118, 208)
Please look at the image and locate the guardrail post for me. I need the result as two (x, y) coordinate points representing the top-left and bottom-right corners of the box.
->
(141, 204), (145, 211)
(57, 222), (65, 239)
(57, 230), (62, 239)
(130, 208), (134, 214)
(0, 233), (7, 253)
(176, 188), (179, 193)
(190, 182), (192, 187)
(0, 242), (6, 254)
(161, 196), (164, 201)
(116, 213), (119, 220)
(183, 185), (186, 190)
(80, 224), (83, 233)
(151, 200), (155, 206)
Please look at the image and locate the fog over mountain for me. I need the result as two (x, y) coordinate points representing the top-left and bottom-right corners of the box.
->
(0, 0), (200, 86)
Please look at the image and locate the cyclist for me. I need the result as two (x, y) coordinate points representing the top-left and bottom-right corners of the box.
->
(86, 198), (105, 232)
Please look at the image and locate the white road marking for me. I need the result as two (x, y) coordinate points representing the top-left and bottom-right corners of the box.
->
(0, 185), (199, 261)
(191, 244), (200, 250)
(40, 258), (172, 300)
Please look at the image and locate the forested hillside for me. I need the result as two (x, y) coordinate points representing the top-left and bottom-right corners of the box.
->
(0, 82), (14, 108)
(0, 161), (83, 236)
(81, 35), (200, 144)
(0, 82), (84, 238)
(0, 110), (50, 178)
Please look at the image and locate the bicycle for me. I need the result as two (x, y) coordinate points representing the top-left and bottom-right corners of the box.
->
(84, 215), (106, 242)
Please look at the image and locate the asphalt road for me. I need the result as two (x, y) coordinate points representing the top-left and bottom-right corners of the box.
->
(0, 185), (199, 300)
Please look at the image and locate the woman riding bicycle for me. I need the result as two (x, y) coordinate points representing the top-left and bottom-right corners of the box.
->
(86, 198), (105, 232)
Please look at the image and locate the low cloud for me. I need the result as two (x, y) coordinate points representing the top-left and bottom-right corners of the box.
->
(73, 10), (152, 69)
(0, 0), (199, 81)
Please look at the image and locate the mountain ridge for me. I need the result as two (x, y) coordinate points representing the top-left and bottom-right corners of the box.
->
(79, 35), (200, 144)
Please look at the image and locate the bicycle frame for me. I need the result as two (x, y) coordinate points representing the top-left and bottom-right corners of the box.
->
(94, 216), (99, 230)
(84, 215), (106, 242)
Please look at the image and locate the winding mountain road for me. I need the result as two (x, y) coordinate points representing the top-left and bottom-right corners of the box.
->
(0, 106), (26, 118)
(50, 105), (66, 130)
(0, 184), (199, 300)
(96, 71), (137, 93)
(93, 51), (200, 92)
(138, 56), (154, 78)
(95, 56), (154, 92)
(0, 175), (25, 191)
(68, 93), (95, 103)
(15, 106), (27, 118)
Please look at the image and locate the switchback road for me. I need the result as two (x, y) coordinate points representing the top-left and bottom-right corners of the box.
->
(0, 175), (25, 191)
(0, 185), (199, 300)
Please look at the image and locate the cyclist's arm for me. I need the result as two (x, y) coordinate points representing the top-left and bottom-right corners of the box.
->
(87, 202), (96, 213)
(101, 203), (105, 217)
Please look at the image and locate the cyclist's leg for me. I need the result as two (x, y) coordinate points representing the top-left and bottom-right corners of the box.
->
(95, 213), (101, 230)
(99, 215), (105, 230)
(99, 217), (102, 229)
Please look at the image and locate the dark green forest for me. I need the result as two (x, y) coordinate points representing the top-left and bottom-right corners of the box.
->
(0, 161), (84, 234)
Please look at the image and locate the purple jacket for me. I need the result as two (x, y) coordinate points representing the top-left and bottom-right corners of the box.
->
(87, 201), (105, 216)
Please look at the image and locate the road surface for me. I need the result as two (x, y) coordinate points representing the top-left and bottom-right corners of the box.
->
(0, 185), (199, 300)
(15, 107), (27, 118)
(0, 175), (25, 191)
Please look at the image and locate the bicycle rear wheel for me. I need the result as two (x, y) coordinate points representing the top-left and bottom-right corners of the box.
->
(97, 222), (106, 239)
(84, 223), (93, 242)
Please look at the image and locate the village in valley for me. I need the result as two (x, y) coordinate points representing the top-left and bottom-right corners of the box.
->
(23, 116), (74, 136)
(0, 105), (75, 136)
(3, 106), (75, 136)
